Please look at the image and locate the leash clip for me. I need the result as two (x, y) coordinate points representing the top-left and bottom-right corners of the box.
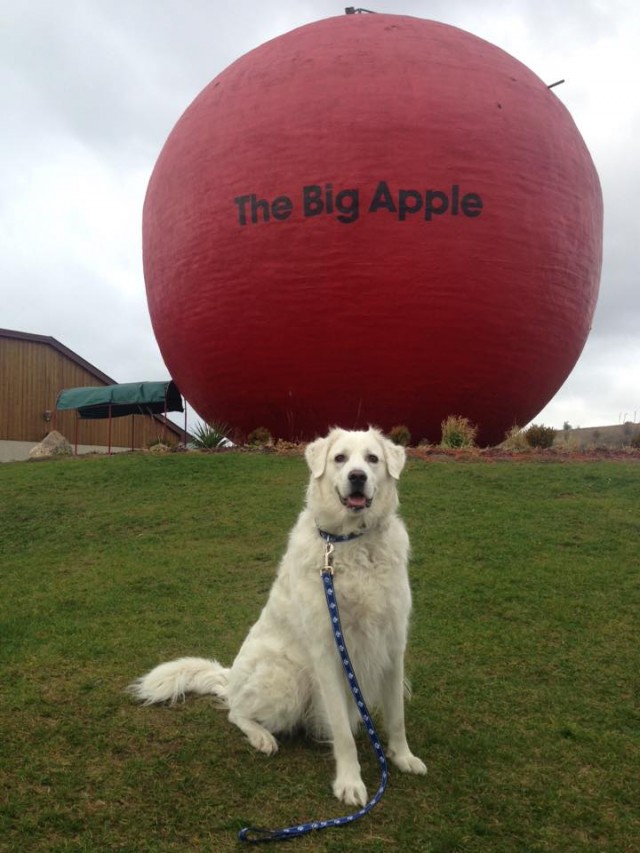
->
(323, 542), (335, 575)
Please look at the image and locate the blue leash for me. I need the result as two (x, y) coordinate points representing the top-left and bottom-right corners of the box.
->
(238, 537), (388, 843)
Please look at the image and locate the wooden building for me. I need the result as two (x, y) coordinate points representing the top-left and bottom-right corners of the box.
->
(0, 328), (187, 461)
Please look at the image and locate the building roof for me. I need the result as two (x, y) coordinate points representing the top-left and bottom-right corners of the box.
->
(0, 328), (189, 440)
(0, 328), (116, 385)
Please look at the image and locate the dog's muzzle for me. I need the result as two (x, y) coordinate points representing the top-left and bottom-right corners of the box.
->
(339, 469), (373, 511)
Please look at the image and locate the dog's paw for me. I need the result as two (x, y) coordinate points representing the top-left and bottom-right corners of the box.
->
(333, 776), (368, 806)
(389, 751), (427, 775)
(248, 729), (279, 756)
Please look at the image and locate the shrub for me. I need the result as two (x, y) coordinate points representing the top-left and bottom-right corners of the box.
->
(147, 438), (176, 451)
(630, 432), (640, 449)
(440, 415), (477, 449)
(147, 442), (170, 454)
(524, 423), (556, 449)
(501, 425), (530, 452)
(247, 426), (273, 447)
(275, 439), (302, 453)
(557, 434), (581, 454)
(190, 421), (232, 449)
(388, 425), (411, 446)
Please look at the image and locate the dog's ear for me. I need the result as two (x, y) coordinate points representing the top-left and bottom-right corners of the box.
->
(383, 437), (406, 480)
(305, 436), (330, 478)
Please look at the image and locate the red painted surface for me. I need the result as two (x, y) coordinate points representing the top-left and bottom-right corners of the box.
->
(143, 14), (603, 445)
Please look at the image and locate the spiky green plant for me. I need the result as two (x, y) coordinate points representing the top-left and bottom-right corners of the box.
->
(190, 420), (232, 449)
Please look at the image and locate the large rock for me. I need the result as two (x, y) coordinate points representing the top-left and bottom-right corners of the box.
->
(29, 431), (73, 459)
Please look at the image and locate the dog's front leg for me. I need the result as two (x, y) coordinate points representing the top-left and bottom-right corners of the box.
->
(382, 660), (427, 776)
(313, 654), (367, 806)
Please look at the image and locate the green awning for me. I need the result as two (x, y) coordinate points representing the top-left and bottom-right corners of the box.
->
(56, 381), (183, 419)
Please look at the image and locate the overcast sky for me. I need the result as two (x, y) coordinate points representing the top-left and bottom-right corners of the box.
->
(2, 0), (638, 431)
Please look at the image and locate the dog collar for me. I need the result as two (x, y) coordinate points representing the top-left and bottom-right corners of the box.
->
(318, 528), (364, 544)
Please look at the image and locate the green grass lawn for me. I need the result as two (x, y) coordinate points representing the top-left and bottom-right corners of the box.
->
(1, 451), (638, 852)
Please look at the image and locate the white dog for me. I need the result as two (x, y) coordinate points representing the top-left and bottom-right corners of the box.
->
(130, 427), (426, 805)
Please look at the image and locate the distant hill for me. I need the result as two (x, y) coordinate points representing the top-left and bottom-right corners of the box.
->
(554, 422), (640, 449)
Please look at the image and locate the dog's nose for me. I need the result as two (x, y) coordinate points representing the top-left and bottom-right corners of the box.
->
(348, 469), (367, 488)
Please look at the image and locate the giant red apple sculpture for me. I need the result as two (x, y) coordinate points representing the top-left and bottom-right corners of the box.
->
(143, 13), (603, 445)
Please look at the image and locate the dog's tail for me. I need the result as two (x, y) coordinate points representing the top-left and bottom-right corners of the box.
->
(128, 657), (230, 706)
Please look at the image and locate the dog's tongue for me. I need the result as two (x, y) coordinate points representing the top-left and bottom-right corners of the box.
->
(347, 494), (367, 509)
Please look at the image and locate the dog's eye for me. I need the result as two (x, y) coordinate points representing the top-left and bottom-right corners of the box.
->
(367, 454), (379, 464)
(334, 453), (346, 464)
